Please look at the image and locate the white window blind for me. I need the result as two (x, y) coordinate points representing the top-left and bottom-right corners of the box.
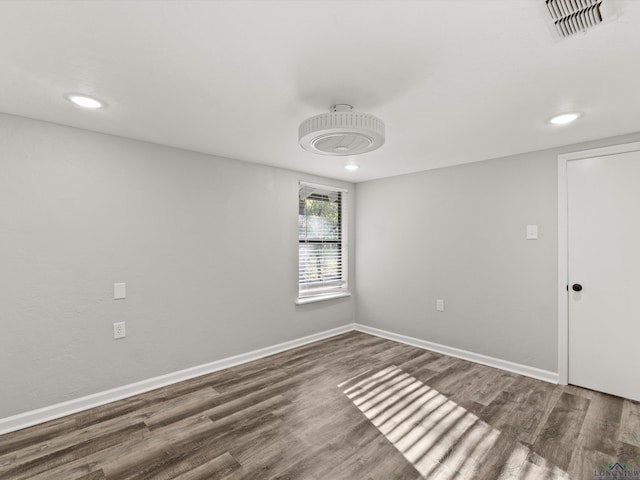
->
(298, 182), (347, 299)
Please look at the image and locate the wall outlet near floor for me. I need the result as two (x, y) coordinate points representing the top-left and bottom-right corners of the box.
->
(436, 299), (445, 312)
(113, 322), (126, 339)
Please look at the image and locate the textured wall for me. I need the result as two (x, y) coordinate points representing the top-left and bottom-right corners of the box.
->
(355, 132), (640, 373)
(0, 113), (355, 418)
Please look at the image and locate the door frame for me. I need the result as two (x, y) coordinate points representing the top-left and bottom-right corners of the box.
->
(557, 141), (640, 385)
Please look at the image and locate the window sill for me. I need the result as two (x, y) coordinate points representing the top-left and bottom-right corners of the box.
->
(295, 292), (352, 305)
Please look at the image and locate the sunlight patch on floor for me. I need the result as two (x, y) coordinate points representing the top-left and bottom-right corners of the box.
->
(341, 366), (570, 480)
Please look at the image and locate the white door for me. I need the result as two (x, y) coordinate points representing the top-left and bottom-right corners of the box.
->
(568, 150), (640, 402)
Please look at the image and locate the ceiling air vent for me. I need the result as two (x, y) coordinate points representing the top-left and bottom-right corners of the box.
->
(545, 0), (610, 38)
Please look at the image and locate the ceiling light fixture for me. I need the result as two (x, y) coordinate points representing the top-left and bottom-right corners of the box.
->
(299, 104), (385, 156)
(549, 112), (581, 125)
(344, 163), (360, 171)
(65, 93), (105, 109)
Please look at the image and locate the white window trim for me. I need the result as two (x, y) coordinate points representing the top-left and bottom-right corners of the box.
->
(296, 181), (350, 304)
(295, 291), (352, 305)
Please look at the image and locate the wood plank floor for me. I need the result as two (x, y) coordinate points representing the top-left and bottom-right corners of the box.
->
(1, 331), (639, 479)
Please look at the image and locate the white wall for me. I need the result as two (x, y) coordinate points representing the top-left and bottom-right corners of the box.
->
(0, 113), (355, 418)
(5, 107), (640, 420)
(355, 132), (640, 373)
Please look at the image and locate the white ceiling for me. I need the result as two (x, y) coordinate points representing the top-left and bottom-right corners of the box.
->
(1, 1), (639, 182)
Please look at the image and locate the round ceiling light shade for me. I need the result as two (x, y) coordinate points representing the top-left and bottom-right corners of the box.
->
(299, 104), (385, 156)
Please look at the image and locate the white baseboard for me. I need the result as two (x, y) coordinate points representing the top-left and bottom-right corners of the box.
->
(354, 324), (559, 384)
(0, 323), (355, 436)
(0, 322), (559, 436)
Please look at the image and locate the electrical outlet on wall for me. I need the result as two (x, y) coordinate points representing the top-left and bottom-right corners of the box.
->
(436, 299), (445, 312)
(113, 322), (126, 339)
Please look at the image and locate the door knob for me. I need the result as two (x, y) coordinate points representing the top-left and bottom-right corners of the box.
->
(572, 284), (583, 292)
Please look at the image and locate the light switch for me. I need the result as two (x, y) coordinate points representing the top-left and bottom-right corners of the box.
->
(436, 299), (445, 312)
(526, 225), (539, 240)
(114, 283), (126, 300)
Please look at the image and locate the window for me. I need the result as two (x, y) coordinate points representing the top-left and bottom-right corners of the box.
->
(297, 182), (348, 303)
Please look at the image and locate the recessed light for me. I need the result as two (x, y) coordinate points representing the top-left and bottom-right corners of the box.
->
(344, 164), (360, 171)
(549, 112), (581, 125)
(65, 94), (105, 109)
